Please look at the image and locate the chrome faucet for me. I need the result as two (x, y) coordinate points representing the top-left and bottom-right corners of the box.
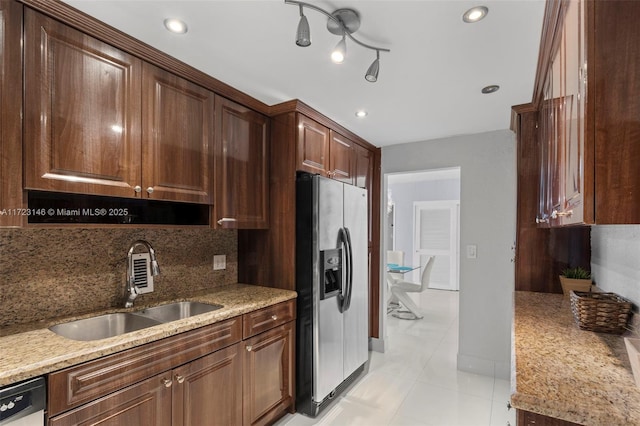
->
(125, 240), (161, 308)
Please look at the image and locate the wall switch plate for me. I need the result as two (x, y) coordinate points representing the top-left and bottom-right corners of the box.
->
(466, 244), (477, 259)
(213, 255), (226, 270)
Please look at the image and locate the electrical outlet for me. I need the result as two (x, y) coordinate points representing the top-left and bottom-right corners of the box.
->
(213, 255), (226, 270)
(466, 244), (477, 259)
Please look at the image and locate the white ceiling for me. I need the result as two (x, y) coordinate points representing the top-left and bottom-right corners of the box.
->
(63, 0), (545, 147)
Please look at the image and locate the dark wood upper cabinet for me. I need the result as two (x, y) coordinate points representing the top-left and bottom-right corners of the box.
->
(142, 63), (213, 204)
(297, 114), (330, 175)
(354, 143), (373, 191)
(23, 9), (212, 204)
(296, 114), (356, 183)
(329, 130), (355, 185)
(531, 0), (640, 225)
(214, 96), (269, 229)
(24, 8), (143, 198)
(0, 0), (23, 227)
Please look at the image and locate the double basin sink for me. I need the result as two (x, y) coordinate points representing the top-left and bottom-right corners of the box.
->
(49, 301), (222, 341)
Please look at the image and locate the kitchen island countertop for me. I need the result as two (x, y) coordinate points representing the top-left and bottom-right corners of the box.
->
(512, 291), (640, 425)
(0, 283), (296, 387)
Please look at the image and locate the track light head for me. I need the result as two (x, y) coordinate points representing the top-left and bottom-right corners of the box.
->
(365, 51), (380, 82)
(331, 35), (347, 64)
(296, 5), (311, 47)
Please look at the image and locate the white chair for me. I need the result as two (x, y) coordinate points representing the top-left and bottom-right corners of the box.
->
(391, 256), (435, 320)
(386, 250), (404, 312)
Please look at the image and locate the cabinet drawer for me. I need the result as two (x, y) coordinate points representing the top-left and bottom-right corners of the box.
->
(48, 317), (242, 416)
(243, 300), (296, 339)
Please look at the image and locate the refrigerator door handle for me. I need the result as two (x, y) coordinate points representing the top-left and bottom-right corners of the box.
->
(338, 227), (353, 312)
(344, 227), (353, 311)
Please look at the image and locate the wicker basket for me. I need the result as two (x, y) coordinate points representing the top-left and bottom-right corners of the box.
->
(570, 291), (633, 334)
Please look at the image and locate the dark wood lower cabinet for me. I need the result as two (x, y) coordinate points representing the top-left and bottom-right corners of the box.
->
(173, 343), (243, 426)
(517, 409), (581, 426)
(49, 373), (172, 426)
(243, 322), (294, 426)
(49, 345), (242, 426)
(47, 306), (295, 426)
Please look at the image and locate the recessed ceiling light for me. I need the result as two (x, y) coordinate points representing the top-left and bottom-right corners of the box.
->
(481, 84), (500, 94)
(355, 110), (368, 118)
(463, 6), (489, 23)
(164, 18), (188, 34)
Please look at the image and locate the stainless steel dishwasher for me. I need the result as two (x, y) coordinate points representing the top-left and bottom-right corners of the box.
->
(0, 377), (45, 426)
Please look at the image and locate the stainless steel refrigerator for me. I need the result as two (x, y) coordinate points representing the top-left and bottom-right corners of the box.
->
(295, 171), (369, 417)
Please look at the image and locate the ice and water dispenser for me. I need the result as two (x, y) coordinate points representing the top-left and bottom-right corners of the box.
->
(320, 248), (342, 300)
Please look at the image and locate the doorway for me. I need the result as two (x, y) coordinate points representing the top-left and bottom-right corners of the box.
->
(383, 167), (461, 346)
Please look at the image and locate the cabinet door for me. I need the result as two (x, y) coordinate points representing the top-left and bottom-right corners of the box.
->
(49, 373), (172, 426)
(328, 131), (355, 184)
(142, 63), (213, 204)
(354, 143), (373, 190)
(172, 343), (243, 426)
(559, 0), (587, 225)
(297, 115), (330, 175)
(243, 322), (294, 426)
(214, 96), (269, 228)
(0, 0), (23, 227)
(24, 9), (142, 198)
(549, 44), (566, 225)
(537, 75), (553, 226)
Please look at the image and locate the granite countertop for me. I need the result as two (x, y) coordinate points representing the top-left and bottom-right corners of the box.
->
(512, 291), (640, 425)
(0, 283), (296, 387)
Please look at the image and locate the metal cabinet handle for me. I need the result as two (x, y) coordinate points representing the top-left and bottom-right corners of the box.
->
(246, 345), (253, 352)
(271, 315), (277, 321)
(217, 217), (237, 225)
(134, 185), (142, 193)
(146, 187), (154, 194)
(175, 375), (185, 384)
(550, 209), (573, 219)
(506, 401), (512, 410)
(161, 378), (172, 388)
(535, 217), (549, 224)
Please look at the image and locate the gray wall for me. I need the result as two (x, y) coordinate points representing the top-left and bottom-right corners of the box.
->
(591, 225), (640, 306)
(389, 177), (460, 266)
(381, 129), (516, 379)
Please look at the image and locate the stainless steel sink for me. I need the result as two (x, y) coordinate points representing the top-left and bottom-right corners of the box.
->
(49, 313), (162, 341)
(133, 301), (223, 323)
(49, 302), (223, 341)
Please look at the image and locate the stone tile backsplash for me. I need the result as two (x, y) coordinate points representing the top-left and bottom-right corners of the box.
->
(0, 228), (237, 327)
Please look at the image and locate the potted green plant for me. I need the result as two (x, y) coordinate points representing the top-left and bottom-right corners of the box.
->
(559, 266), (592, 296)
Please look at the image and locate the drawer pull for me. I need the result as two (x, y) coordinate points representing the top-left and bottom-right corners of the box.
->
(162, 378), (172, 388)
(246, 345), (253, 352)
(175, 375), (185, 384)
(271, 315), (278, 321)
(217, 217), (237, 225)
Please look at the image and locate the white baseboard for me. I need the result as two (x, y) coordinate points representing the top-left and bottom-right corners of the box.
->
(369, 337), (386, 353)
(457, 353), (510, 380)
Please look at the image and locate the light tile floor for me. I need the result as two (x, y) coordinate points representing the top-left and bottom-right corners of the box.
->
(275, 289), (515, 426)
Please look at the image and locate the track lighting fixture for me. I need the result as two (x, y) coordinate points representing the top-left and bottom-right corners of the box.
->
(365, 51), (380, 82)
(296, 4), (311, 47)
(331, 35), (347, 64)
(285, 0), (390, 82)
